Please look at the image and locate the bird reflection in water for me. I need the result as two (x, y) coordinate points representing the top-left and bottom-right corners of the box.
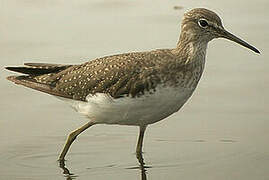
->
(59, 160), (77, 180)
(130, 152), (151, 180)
(58, 152), (150, 180)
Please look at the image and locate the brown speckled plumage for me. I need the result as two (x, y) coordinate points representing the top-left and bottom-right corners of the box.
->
(6, 48), (204, 101)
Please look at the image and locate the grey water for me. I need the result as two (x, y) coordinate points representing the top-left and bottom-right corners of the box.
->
(1, 0), (269, 179)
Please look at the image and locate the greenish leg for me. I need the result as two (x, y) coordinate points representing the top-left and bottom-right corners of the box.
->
(58, 121), (95, 161)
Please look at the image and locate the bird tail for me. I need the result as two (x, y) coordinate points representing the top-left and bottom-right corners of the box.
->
(5, 63), (73, 99)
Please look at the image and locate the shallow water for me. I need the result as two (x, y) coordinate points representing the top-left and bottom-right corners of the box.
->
(1, 0), (269, 179)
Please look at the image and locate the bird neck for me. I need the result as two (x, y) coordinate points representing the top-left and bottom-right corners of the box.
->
(172, 31), (208, 65)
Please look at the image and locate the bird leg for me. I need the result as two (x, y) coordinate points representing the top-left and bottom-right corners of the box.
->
(136, 125), (147, 164)
(58, 121), (95, 161)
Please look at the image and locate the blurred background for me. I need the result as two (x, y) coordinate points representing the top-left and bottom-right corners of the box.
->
(0, 0), (268, 179)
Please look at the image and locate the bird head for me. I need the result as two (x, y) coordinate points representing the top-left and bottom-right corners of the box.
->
(180, 8), (260, 53)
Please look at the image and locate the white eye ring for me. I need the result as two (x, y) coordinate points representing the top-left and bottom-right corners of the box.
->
(198, 19), (209, 28)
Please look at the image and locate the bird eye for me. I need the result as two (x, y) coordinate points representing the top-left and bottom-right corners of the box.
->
(198, 19), (208, 28)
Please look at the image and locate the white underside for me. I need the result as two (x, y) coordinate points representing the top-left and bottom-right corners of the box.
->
(57, 86), (194, 126)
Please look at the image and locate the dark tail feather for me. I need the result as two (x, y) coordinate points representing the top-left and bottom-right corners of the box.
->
(5, 63), (72, 75)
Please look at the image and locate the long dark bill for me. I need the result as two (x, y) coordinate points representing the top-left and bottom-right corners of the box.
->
(220, 29), (260, 54)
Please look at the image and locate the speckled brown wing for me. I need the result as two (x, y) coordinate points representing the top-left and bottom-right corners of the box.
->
(52, 51), (165, 100)
(6, 50), (177, 101)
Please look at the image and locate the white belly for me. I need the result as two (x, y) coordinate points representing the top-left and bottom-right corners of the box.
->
(59, 86), (194, 126)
